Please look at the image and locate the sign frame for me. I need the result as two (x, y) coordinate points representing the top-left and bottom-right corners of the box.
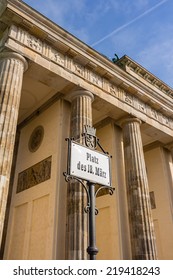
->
(68, 140), (111, 187)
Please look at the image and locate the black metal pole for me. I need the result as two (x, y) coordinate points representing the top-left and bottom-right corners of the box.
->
(87, 182), (98, 260)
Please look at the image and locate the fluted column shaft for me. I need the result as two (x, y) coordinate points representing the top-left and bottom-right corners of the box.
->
(121, 118), (157, 259)
(66, 89), (94, 260)
(0, 52), (27, 245)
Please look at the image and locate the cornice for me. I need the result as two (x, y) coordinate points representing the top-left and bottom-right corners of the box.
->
(0, 0), (121, 72)
(116, 55), (173, 99)
(0, 2), (171, 101)
(0, 2), (122, 78)
(0, 1), (173, 120)
(1, 24), (173, 136)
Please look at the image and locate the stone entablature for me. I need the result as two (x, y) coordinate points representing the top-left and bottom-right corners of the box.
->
(116, 55), (173, 98)
(0, 1), (173, 106)
(1, 25), (173, 135)
(0, 1), (173, 136)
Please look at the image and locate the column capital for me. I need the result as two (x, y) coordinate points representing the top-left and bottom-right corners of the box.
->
(120, 117), (142, 127)
(0, 51), (28, 72)
(68, 89), (94, 102)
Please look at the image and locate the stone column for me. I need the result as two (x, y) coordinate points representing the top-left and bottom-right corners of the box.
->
(0, 52), (27, 245)
(164, 143), (173, 221)
(121, 118), (157, 259)
(66, 89), (94, 260)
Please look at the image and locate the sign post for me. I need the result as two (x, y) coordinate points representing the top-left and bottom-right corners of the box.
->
(87, 181), (98, 260)
(64, 126), (115, 260)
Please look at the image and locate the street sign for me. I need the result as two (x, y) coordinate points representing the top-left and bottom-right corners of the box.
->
(70, 141), (111, 187)
(64, 127), (115, 260)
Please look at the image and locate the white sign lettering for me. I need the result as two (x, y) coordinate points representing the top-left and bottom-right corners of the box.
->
(70, 142), (111, 186)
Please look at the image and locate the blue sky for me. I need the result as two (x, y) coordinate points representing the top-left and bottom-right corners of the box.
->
(23, 0), (173, 88)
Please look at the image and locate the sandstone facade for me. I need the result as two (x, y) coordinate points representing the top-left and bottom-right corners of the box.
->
(0, 0), (173, 260)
